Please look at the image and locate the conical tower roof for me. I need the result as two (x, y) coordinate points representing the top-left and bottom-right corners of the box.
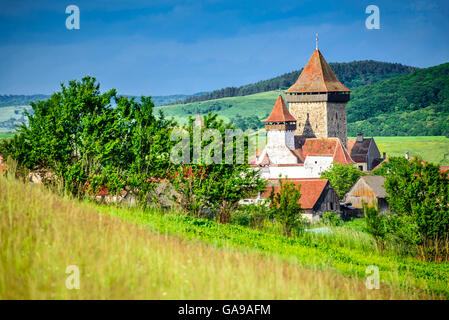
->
(286, 49), (350, 93)
(265, 95), (296, 123)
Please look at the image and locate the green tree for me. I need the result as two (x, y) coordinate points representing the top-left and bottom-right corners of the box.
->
(170, 113), (266, 223)
(1, 76), (177, 205)
(379, 156), (449, 260)
(268, 179), (306, 237)
(320, 163), (365, 199)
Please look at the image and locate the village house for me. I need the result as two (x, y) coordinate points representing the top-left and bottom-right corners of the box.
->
(344, 175), (389, 213)
(243, 178), (340, 222)
(348, 133), (384, 171)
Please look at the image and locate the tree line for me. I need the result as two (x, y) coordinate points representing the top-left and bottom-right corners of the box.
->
(171, 60), (416, 105)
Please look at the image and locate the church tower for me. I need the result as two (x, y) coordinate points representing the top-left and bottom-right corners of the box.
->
(285, 47), (350, 148)
(258, 94), (298, 165)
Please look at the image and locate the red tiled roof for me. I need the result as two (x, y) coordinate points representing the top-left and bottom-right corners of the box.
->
(265, 95), (296, 123)
(302, 138), (355, 165)
(286, 49), (350, 93)
(261, 179), (329, 210)
(440, 166), (449, 177)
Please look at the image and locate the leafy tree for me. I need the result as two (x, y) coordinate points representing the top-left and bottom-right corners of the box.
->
(0, 76), (177, 205)
(268, 179), (306, 237)
(378, 156), (449, 260)
(320, 163), (365, 199)
(170, 113), (266, 223)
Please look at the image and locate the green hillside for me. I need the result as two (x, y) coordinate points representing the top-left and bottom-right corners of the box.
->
(156, 90), (279, 125)
(158, 63), (449, 137)
(347, 63), (449, 136)
(176, 60), (416, 104)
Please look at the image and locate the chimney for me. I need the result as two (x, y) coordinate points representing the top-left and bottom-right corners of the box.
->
(383, 152), (386, 159)
(356, 132), (363, 142)
(405, 151), (409, 160)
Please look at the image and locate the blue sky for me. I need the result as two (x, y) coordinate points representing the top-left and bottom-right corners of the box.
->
(0, 0), (448, 96)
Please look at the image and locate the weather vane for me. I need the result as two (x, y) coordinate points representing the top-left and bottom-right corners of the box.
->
(315, 33), (319, 50)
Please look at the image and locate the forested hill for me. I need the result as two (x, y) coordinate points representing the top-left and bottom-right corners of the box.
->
(176, 60), (417, 104)
(0, 94), (49, 107)
(347, 62), (449, 136)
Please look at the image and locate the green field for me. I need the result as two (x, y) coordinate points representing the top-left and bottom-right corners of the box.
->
(0, 132), (14, 139)
(374, 136), (449, 165)
(156, 90), (279, 125)
(1, 176), (448, 299)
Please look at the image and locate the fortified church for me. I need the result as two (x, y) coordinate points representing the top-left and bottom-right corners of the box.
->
(251, 45), (383, 179)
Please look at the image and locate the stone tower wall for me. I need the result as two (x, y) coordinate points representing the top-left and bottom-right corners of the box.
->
(289, 101), (327, 138)
(326, 102), (347, 148)
(289, 101), (348, 148)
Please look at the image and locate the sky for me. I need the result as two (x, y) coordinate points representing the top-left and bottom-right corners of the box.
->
(0, 0), (448, 96)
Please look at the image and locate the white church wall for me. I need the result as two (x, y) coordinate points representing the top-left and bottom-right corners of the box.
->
(304, 156), (334, 176)
(267, 129), (295, 150)
(254, 156), (334, 179)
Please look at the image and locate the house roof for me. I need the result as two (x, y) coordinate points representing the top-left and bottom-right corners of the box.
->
(261, 178), (329, 210)
(440, 166), (449, 177)
(348, 138), (373, 162)
(252, 137), (355, 167)
(360, 176), (387, 198)
(440, 166), (449, 172)
(302, 138), (355, 165)
(265, 95), (297, 123)
(286, 49), (350, 93)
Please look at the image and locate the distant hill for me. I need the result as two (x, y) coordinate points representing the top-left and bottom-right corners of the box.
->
(174, 60), (417, 104)
(347, 63), (449, 136)
(156, 63), (449, 137)
(0, 92), (208, 108)
(147, 92), (208, 106)
(0, 94), (49, 107)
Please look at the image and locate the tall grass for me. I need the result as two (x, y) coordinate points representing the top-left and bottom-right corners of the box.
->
(97, 206), (449, 299)
(1, 176), (429, 299)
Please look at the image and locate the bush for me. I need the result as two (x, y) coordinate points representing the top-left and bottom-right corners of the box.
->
(322, 212), (342, 226)
(363, 203), (388, 251)
(231, 202), (271, 228)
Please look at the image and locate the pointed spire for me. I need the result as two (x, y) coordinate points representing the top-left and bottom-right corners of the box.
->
(286, 49), (350, 93)
(265, 95), (296, 123)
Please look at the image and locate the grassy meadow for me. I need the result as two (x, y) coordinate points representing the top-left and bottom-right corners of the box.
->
(1, 175), (448, 299)
(155, 91), (279, 125)
(373, 136), (449, 165)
